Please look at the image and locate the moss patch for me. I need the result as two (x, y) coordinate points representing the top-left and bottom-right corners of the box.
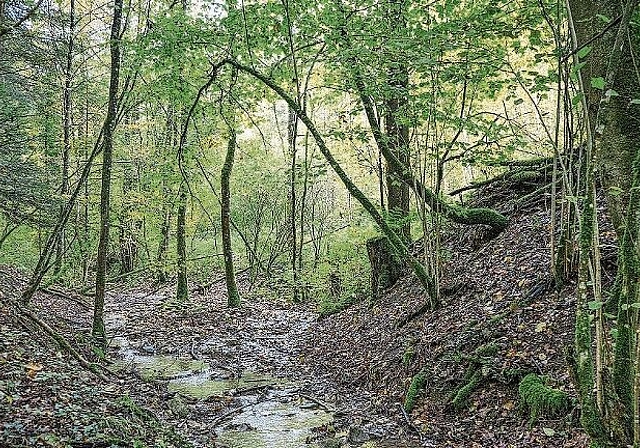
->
(518, 373), (569, 424)
(450, 369), (483, 409)
(403, 370), (426, 412)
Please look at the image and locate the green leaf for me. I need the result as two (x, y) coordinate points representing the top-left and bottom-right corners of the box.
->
(605, 89), (619, 97)
(542, 427), (556, 437)
(588, 301), (603, 310)
(609, 186), (624, 196)
(630, 98), (640, 105)
(596, 14), (611, 23)
(571, 92), (584, 106)
(570, 62), (586, 80)
(514, 98), (524, 105)
(591, 77), (605, 90)
(577, 46), (591, 59)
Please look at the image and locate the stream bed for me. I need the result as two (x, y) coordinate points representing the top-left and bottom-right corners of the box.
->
(111, 336), (335, 448)
(105, 299), (422, 448)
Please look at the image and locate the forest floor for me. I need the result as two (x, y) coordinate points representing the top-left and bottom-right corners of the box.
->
(0, 179), (610, 448)
(0, 268), (420, 448)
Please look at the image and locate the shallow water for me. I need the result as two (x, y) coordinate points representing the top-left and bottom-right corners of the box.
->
(217, 390), (333, 448)
(110, 336), (334, 448)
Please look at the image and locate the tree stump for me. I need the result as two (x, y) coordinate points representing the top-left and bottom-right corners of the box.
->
(367, 236), (405, 300)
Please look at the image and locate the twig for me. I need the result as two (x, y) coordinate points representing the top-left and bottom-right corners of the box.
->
(211, 401), (257, 426)
(232, 383), (273, 396)
(299, 393), (336, 413)
(396, 402), (424, 441)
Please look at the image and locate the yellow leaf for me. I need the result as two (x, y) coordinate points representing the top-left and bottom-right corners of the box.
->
(25, 362), (43, 379)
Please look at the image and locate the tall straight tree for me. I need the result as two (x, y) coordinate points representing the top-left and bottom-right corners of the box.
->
(383, 0), (410, 241)
(92, 0), (123, 349)
(54, 0), (76, 274)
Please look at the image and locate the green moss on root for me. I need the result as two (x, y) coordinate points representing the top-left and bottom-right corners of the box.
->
(451, 369), (482, 409)
(518, 373), (569, 424)
(404, 370), (426, 412)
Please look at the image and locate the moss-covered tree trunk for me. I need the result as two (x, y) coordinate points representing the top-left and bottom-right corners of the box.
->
(221, 130), (240, 308)
(567, 0), (640, 444)
(92, 0), (123, 350)
(383, 0), (411, 242)
(367, 235), (405, 300)
(175, 183), (188, 303)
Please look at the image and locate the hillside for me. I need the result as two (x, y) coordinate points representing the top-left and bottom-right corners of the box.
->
(301, 177), (612, 447)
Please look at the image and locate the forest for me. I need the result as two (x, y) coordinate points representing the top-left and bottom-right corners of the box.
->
(0, 0), (639, 446)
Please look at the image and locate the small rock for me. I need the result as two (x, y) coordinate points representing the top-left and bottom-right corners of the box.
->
(224, 422), (254, 432)
(142, 344), (155, 354)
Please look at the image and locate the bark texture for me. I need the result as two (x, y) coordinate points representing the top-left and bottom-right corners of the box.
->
(221, 131), (240, 307)
(92, 0), (123, 349)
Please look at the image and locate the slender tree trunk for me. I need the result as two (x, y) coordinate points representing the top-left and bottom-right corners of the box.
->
(54, 0), (75, 275)
(92, 0), (123, 349)
(119, 162), (139, 274)
(157, 182), (172, 283)
(175, 182), (188, 302)
(221, 130), (240, 307)
(80, 73), (91, 284)
(298, 130), (311, 271)
(288, 106), (300, 301)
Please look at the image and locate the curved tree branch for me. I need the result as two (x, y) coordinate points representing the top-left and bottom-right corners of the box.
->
(217, 58), (439, 308)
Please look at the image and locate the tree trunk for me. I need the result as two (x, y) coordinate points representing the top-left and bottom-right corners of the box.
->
(568, 0), (640, 233)
(567, 0), (640, 444)
(119, 162), (140, 274)
(221, 130), (240, 307)
(288, 106), (300, 301)
(367, 235), (404, 300)
(92, 0), (123, 350)
(175, 182), (188, 302)
(384, 0), (410, 242)
(54, 0), (75, 275)
(157, 183), (171, 283)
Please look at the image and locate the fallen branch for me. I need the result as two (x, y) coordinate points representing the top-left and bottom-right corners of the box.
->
(395, 300), (433, 329)
(299, 393), (336, 413)
(396, 402), (424, 441)
(12, 300), (109, 381)
(41, 287), (92, 309)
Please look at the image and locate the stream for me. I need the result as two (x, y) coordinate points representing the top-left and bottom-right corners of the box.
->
(104, 292), (422, 448)
(112, 343), (333, 447)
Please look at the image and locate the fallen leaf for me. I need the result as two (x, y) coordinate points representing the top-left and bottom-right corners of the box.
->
(25, 362), (43, 379)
